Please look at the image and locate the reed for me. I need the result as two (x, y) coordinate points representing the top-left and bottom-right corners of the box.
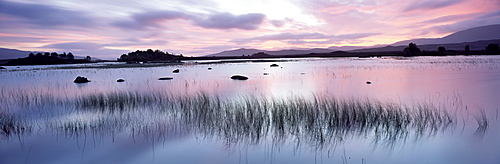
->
(72, 91), (457, 148)
(0, 112), (32, 140)
(1, 89), (463, 148)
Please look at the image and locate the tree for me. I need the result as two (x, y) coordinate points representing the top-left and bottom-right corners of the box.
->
(438, 46), (446, 53)
(404, 42), (420, 56)
(29, 53), (35, 58)
(59, 53), (67, 59)
(85, 56), (91, 61)
(44, 52), (50, 57)
(50, 52), (58, 57)
(35, 53), (43, 57)
(486, 44), (499, 52)
(67, 52), (74, 60)
(465, 44), (470, 52)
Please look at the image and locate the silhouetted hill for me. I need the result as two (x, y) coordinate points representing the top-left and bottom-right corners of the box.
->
(0, 47), (96, 60)
(206, 48), (339, 57)
(351, 39), (500, 52)
(205, 48), (262, 57)
(391, 24), (500, 46)
(0, 48), (33, 59)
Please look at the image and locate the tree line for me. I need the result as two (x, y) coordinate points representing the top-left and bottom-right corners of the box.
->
(404, 43), (500, 56)
(28, 52), (92, 61)
(118, 49), (183, 62)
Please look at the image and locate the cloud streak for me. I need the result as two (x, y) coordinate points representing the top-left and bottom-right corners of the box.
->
(1, 0), (500, 58)
(193, 13), (266, 30)
(232, 32), (380, 44)
(113, 11), (266, 31)
(0, 0), (95, 28)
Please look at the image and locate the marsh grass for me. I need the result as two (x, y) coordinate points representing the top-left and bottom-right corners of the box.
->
(0, 87), (465, 149)
(473, 109), (489, 137)
(0, 112), (32, 140)
(65, 91), (457, 148)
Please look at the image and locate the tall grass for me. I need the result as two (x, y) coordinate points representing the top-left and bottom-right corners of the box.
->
(0, 112), (32, 140)
(0, 89), (462, 149)
(68, 91), (456, 148)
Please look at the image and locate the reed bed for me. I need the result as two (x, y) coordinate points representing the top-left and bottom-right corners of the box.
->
(0, 112), (32, 140)
(69, 91), (456, 148)
(0, 88), (461, 148)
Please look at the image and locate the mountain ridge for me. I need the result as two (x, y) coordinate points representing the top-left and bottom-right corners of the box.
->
(391, 24), (500, 46)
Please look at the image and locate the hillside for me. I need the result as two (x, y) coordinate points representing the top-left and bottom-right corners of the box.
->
(0, 48), (33, 60)
(391, 24), (500, 46)
(351, 39), (500, 52)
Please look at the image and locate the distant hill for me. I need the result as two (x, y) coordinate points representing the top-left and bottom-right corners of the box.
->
(0, 47), (97, 60)
(351, 39), (500, 52)
(206, 48), (340, 57)
(391, 24), (500, 46)
(207, 24), (500, 57)
(0, 48), (33, 60)
(205, 48), (262, 57)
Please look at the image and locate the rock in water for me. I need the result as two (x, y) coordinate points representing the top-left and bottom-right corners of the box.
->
(231, 75), (249, 80)
(74, 76), (90, 83)
(158, 77), (173, 80)
(172, 69), (179, 73)
(270, 64), (279, 67)
(117, 79), (125, 82)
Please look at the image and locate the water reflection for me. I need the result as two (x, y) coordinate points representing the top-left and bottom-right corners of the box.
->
(1, 56), (500, 163)
(2, 91), (458, 151)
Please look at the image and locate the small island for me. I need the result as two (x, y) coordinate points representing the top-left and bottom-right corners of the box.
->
(4, 52), (94, 66)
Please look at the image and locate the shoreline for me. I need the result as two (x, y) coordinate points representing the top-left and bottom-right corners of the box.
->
(1, 53), (500, 70)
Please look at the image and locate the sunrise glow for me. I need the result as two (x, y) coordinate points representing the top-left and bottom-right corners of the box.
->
(1, 0), (499, 58)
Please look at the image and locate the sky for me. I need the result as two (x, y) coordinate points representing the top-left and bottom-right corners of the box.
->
(1, 0), (499, 59)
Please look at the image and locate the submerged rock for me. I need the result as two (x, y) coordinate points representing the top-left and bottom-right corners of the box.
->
(158, 77), (173, 80)
(74, 76), (90, 83)
(117, 79), (125, 82)
(231, 75), (249, 80)
(172, 69), (179, 73)
(263, 73), (269, 75)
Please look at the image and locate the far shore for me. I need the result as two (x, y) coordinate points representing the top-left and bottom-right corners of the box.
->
(1, 50), (500, 70)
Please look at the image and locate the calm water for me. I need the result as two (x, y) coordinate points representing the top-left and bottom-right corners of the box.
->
(1, 56), (499, 164)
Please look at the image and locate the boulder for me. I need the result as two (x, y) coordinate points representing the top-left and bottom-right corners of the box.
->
(74, 76), (90, 83)
(117, 79), (125, 82)
(172, 69), (179, 73)
(158, 77), (173, 80)
(231, 75), (248, 80)
(366, 81), (372, 84)
(270, 64), (279, 67)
